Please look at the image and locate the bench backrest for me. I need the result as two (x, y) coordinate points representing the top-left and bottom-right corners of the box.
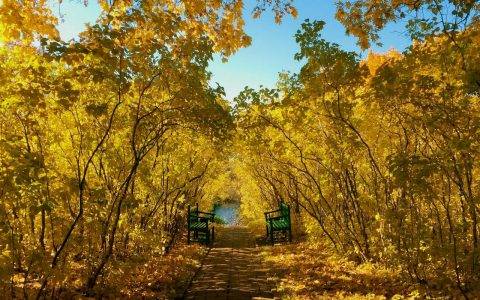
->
(188, 204), (199, 224)
(280, 202), (290, 224)
(280, 202), (289, 215)
(189, 211), (198, 223)
(188, 204), (214, 224)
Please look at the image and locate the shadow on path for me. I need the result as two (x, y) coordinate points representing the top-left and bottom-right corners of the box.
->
(184, 226), (277, 300)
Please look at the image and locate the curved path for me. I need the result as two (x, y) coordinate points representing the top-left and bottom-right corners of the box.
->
(184, 226), (278, 300)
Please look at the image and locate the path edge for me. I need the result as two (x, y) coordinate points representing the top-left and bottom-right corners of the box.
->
(174, 246), (212, 300)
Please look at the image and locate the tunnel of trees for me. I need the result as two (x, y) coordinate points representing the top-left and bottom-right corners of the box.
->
(1, 0), (480, 298)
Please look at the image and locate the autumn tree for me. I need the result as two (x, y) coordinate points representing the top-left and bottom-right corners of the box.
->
(234, 17), (480, 295)
(0, 0), (253, 296)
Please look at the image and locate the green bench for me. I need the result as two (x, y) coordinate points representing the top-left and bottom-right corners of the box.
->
(187, 203), (215, 245)
(265, 202), (292, 244)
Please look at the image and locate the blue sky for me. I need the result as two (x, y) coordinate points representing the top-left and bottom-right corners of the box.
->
(52, 0), (411, 100)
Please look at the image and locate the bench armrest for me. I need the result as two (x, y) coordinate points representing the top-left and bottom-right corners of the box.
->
(197, 211), (214, 215)
(190, 211), (215, 220)
(264, 209), (281, 218)
(198, 212), (215, 221)
(267, 215), (288, 221)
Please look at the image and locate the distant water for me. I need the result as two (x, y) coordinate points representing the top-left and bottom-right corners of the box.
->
(213, 202), (240, 226)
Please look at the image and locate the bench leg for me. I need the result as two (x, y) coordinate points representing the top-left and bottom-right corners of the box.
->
(187, 229), (190, 244)
(288, 227), (292, 243)
(270, 229), (274, 245)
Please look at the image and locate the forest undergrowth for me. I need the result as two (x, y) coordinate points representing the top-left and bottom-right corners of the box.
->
(5, 243), (206, 299)
(260, 242), (461, 299)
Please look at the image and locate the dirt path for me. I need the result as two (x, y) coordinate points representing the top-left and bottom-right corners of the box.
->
(184, 226), (277, 300)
